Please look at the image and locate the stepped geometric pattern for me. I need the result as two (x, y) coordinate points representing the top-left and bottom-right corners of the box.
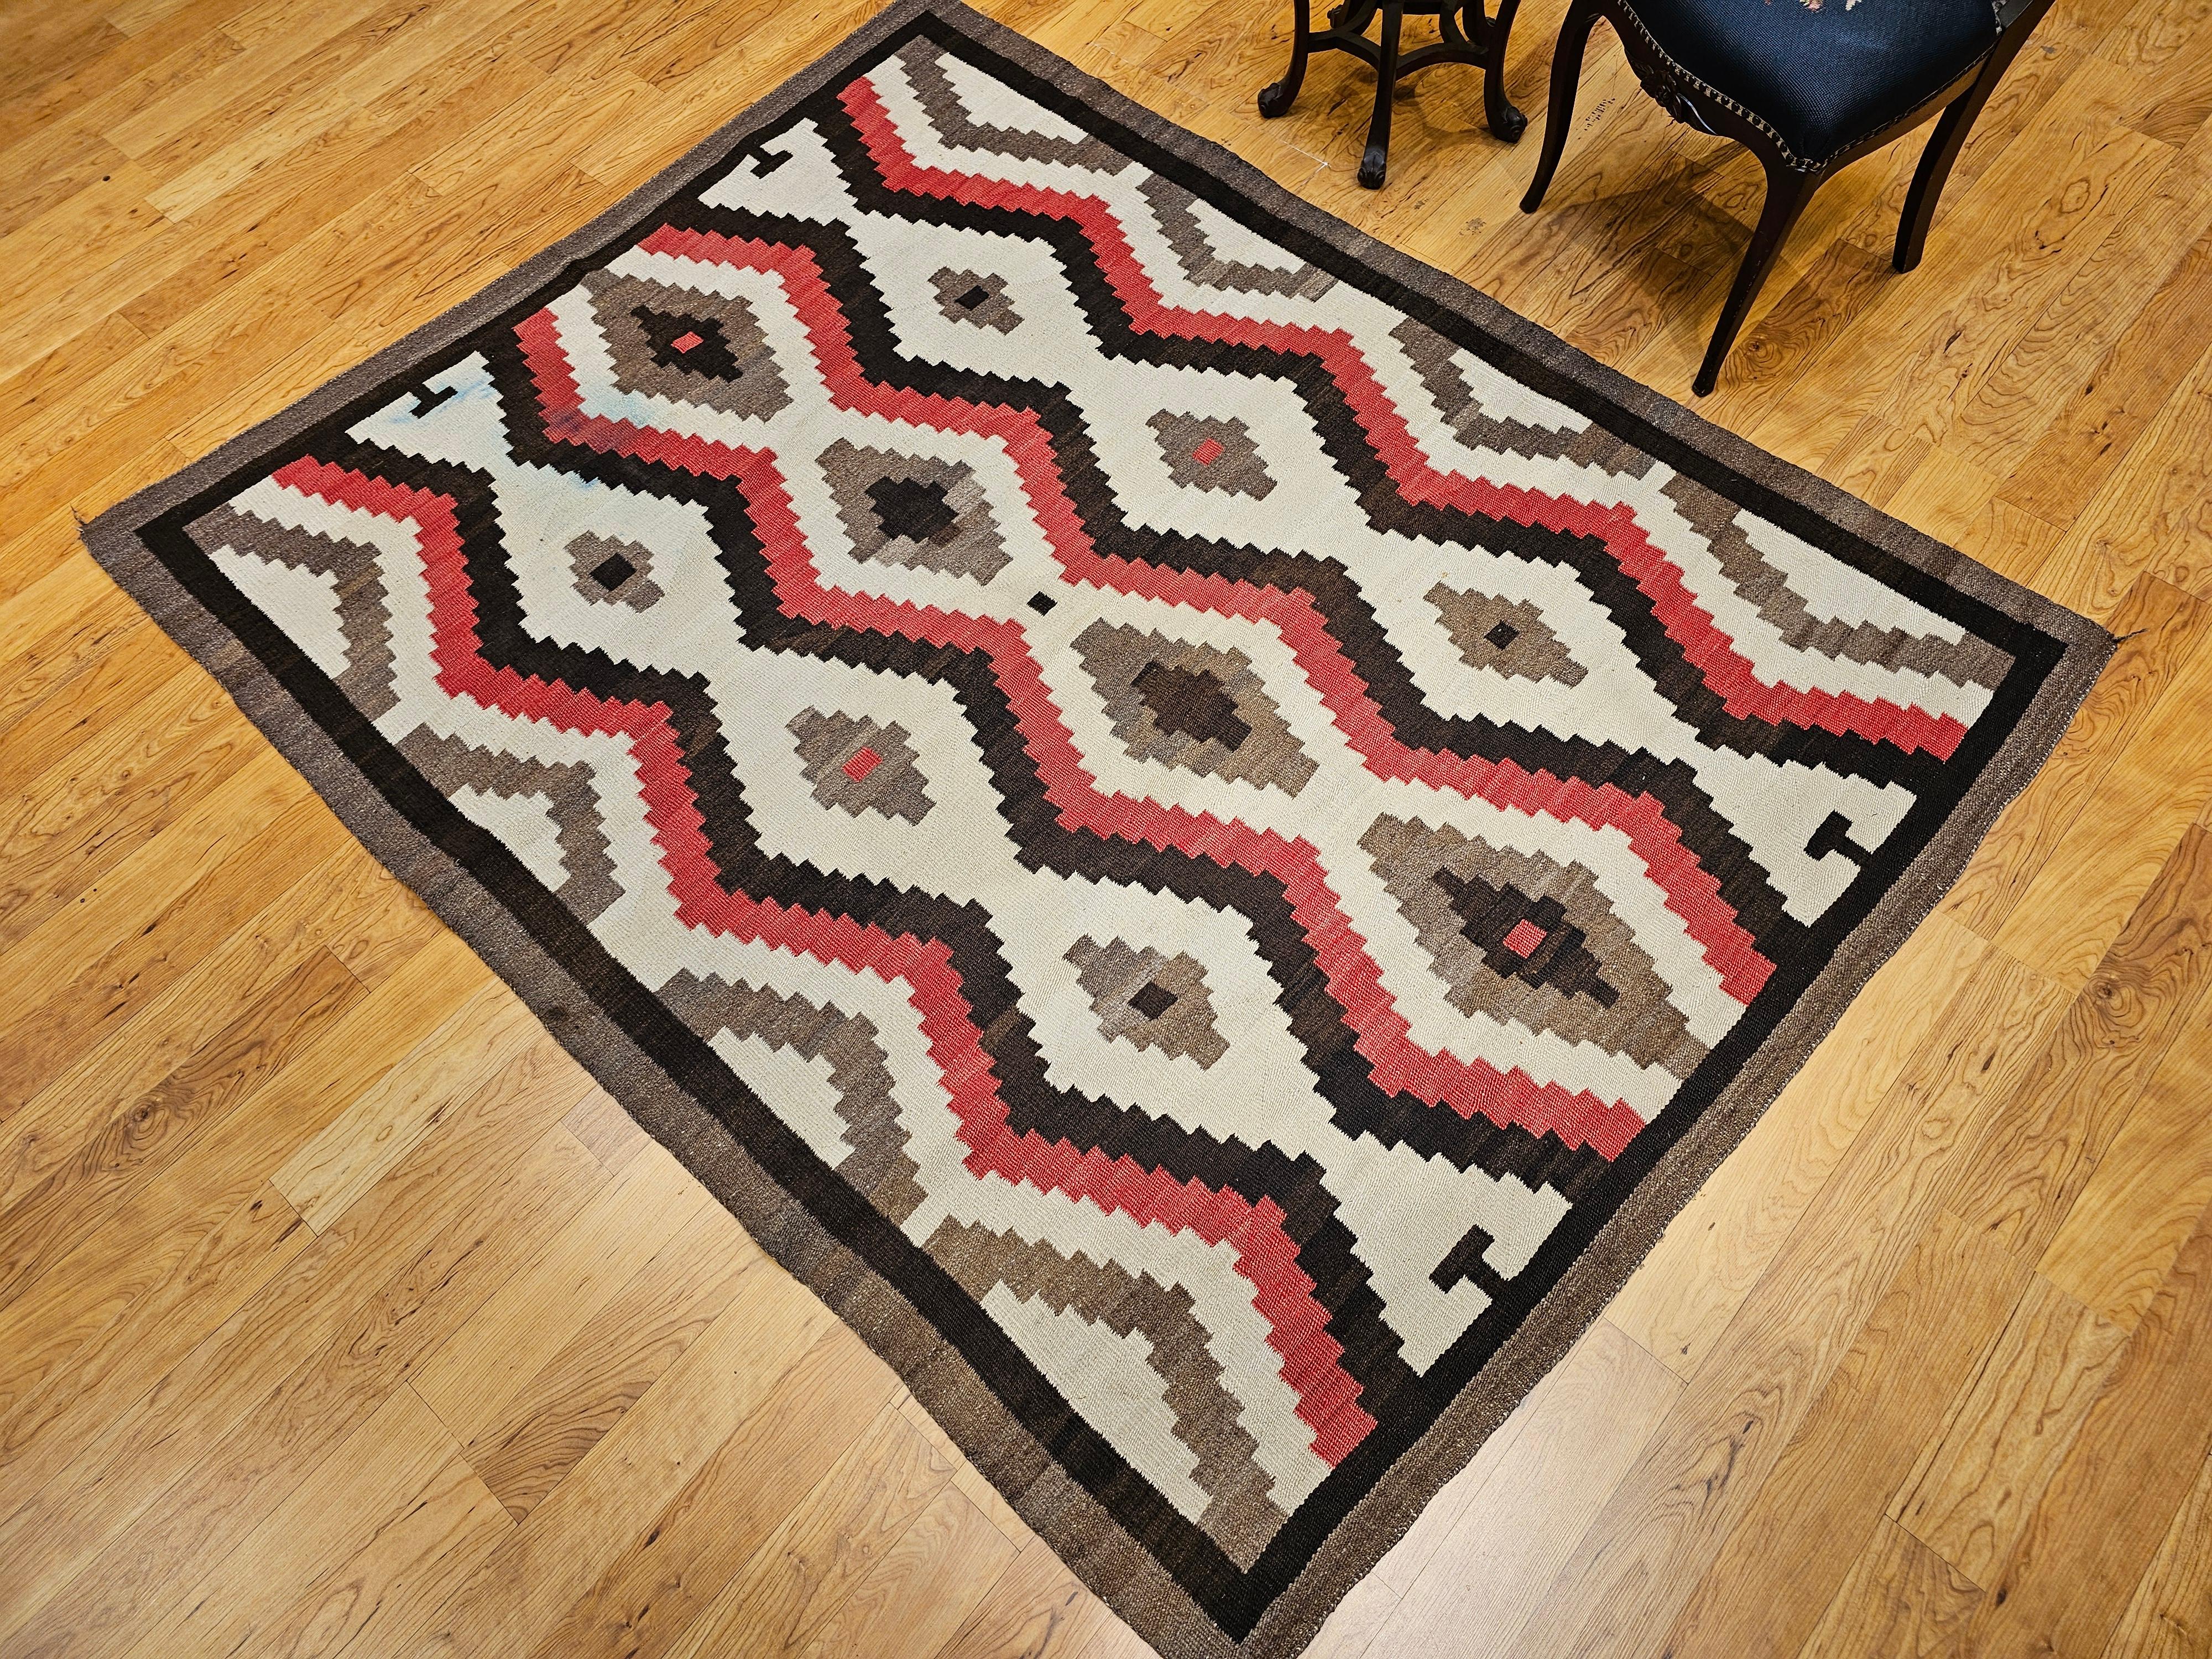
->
(95, 12), (2106, 1656)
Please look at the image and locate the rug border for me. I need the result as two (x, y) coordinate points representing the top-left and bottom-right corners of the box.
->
(80, 6), (2116, 1653)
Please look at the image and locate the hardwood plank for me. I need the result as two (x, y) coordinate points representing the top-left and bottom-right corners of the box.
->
(1359, 1320), (1680, 1659)
(461, 1198), (763, 1522)
(924, 1536), (1149, 1659)
(1656, 1210), (2030, 1659)
(2036, 335), (2212, 617)
(1942, 574), (2209, 938)
(0, 946), (361, 1302)
(1890, 1272), (2127, 1587)
(270, 977), (548, 1229)
(2101, 0), (2212, 146)
(0, 941), (480, 1515)
(2038, 1021), (2212, 1330)
(1965, 1208), (2212, 1657)
(408, 1267), (842, 1658)
(1605, 914), (1989, 1378)
(0, 1117), (604, 1659)
(2101, 1447), (2212, 1659)
(1795, 1517), (1982, 1659)
(408, 1138), (709, 1440)
(791, 1482), (1019, 1659)
(1950, 822), (2212, 1259)
(0, 554), (145, 738)
(0, 1182), (309, 1510)
(1302, 1315), (1662, 1657)
(2, 841), (405, 1220)
(0, 787), (344, 1106)
(109, 1383), (468, 1659)
(513, 1326), (902, 1659)
(1944, 122), (2212, 481)
(1752, 55), (2178, 467)
(1885, 447), (2065, 589)
(1991, 639), (2212, 985)
(666, 1404), (954, 1659)
(0, 624), (197, 811)
(0, 1031), (598, 1635)
(229, 1431), (512, 1659)
(1998, 220), (2212, 529)
(0, 668), (259, 954)
(560, 1086), (651, 1174)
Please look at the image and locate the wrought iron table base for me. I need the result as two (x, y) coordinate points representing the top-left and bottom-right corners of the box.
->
(1259, 0), (1524, 189)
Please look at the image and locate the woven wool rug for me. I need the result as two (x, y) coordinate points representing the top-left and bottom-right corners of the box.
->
(86, 3), (2111, 1652)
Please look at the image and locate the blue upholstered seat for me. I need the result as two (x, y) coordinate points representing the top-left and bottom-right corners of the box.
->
(1620, 0), (1999, 164)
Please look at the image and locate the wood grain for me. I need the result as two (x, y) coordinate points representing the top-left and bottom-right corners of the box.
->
(2, 0), (2209, 1652)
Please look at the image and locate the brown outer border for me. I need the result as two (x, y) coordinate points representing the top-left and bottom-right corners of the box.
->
(81, 6), (2114, 1653)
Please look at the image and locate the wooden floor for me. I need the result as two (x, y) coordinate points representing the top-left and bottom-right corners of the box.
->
(3, 0), (2211, 1651)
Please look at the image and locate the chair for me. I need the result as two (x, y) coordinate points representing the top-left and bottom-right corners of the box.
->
(1519, 0), (2060, 394)
(1259, 0), (1527, 189)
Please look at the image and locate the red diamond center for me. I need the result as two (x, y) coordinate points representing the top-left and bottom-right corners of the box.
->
(1501, 918), (1548, 957)
(1191, 437), (1226, 466)
(842, 746), (883, 781)
(670, 330), (704, 353)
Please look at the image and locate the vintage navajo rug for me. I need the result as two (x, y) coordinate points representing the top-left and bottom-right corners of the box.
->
(86, 3), (2110, 1653)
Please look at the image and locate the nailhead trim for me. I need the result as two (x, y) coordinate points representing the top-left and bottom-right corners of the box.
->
(1608, 0), (1998, 174)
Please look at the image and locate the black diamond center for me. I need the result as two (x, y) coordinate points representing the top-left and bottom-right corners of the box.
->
(1130, 981), (1178, 1020)
(868, 476), (960, 545)
(957, 284), (992, 309)
(1133, 662), (1251, 751)
(636, 309), (742, 379)
(1433, 870), (1619, 1006)
(1485, 620), (1520, 650)
(591, 552), (638, 590)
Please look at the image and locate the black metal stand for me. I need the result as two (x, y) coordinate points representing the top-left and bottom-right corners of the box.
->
(1259, 0), (1525, 189)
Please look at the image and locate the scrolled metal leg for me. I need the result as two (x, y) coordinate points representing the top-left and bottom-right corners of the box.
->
(1357, 2), (1403, 187)
(1480, 0), (1526, 142)
(1258, 0), (1313, 118)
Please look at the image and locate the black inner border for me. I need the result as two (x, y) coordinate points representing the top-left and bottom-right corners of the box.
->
(128, 12), (2066, 1640)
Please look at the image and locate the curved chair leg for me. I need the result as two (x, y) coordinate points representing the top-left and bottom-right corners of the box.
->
(1893, 56), (2004, 269)
(1481, 0), (1527, 143)
(1258, 0), (1312, 118)
(1358, 3), (1404, 189)
(1695, 161), (1818, 396)
(1519, 0), (1600, 213)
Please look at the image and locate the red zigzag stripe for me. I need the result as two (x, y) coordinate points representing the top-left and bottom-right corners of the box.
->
(839, 69), (1972, 764)
(269, 454), (1379, 1468)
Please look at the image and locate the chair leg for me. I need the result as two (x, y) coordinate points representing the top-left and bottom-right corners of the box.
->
(1519, 0), (1599, 213)
(1695, 162), (1818, 397)
(1481, 0), (1526, 143)
(1894, 67), (1995, 271)
(1358, 3), (1404, 189)
(1257, 0), (1312, 118)
(1894, 0), (2063, 272)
